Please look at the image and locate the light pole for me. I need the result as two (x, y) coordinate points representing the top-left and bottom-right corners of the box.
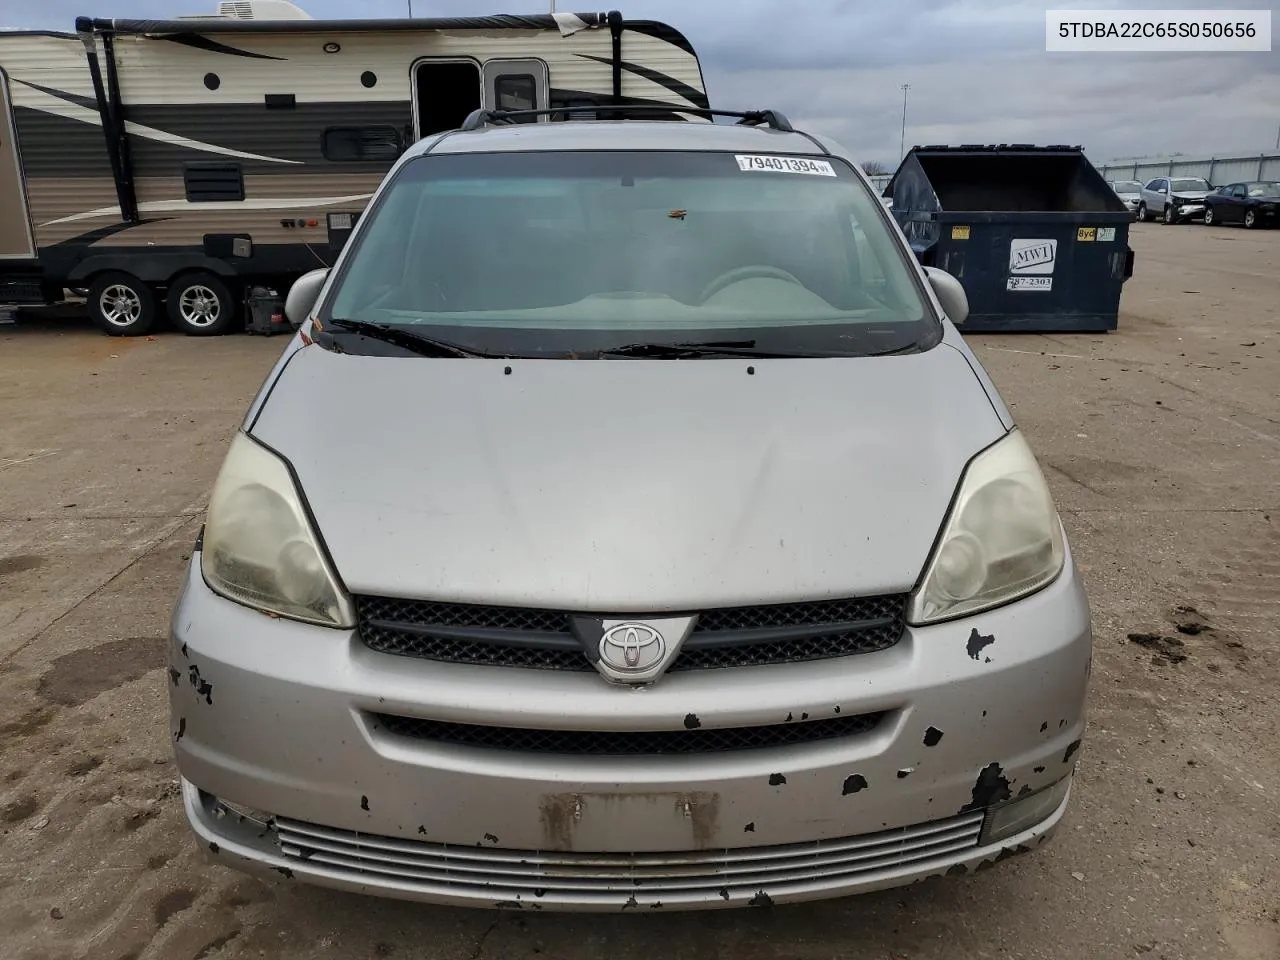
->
(899, 83), (910, 161)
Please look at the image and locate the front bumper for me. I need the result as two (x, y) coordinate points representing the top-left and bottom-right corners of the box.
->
(1170, 203), (1205, 220)
(170, 555), (1092, 909)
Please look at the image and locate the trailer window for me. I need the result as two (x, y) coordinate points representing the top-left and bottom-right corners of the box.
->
(494, 75), (536, 121)
(323, 126), (403, 163)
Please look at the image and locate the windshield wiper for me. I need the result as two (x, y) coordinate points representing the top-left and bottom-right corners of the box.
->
(598, 339), (921, 359)
(864, 342), (923, 357)
(598, 339), (806, 359)
(323, 318), (500, 358)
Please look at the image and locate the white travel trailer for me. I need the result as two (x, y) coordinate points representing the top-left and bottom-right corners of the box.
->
(0, 2), (707, 335)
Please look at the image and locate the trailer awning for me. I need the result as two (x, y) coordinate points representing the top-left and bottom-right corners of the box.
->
(75, 13), (609, 36)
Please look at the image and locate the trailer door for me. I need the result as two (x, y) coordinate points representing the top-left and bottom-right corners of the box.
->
(482, 59), (549, 120)
(0, 69), (36, 260)
(413, 59), (482, 137)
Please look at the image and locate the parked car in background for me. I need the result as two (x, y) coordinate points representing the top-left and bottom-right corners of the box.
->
(1137, 177), (1214, 224)
(1107, 180), (1143, 219)
(1203, 181), (1280, 229)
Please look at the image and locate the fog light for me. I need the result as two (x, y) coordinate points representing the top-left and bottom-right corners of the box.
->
(980, 776), (1072, 846)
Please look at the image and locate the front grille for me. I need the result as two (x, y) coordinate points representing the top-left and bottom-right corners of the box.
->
(679, 595), (906, 670)
(357, 596), (583, 670)
(371, 712), (885, 755)
(355, 594), (906, 672)
(274, 811), (985, 903)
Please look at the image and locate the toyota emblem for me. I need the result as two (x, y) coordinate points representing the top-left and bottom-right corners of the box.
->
(599, 623), (666, 673)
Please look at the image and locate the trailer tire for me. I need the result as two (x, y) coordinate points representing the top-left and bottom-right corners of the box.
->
(87, 272), (157, 337)
(167, 272), (238, 336)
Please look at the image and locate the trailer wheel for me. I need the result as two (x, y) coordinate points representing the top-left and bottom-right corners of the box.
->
(167, 273), (238, 336)
(87, 272), (157, 337)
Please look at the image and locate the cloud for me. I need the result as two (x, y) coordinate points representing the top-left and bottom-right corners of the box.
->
(8, 0), (1278, 167)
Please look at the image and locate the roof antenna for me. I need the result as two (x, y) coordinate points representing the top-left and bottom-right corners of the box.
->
(407, 0), (413, 15)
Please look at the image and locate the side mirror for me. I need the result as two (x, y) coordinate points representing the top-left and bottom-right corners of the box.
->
(924, 266), (969, 326)
(285, 267), (330, 327)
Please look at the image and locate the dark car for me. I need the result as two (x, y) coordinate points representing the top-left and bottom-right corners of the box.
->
(1203, 182), (1280, 229)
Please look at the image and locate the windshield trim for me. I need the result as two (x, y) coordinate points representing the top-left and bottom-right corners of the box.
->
(316, 147), (943, 356)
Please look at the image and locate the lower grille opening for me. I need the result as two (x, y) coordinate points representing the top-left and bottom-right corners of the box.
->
(272, 810), (987, 899)
(370, 711), (885, 756)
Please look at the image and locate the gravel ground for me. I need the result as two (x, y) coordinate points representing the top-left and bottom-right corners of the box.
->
(1, 222), (1277, 960)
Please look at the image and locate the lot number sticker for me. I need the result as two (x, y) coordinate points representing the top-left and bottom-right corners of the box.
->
(1008, 277), (1053, 291)
(1078, 227), (1097, 241)
(1009, 238), (1058, 275)
(735, 155), (836, 176)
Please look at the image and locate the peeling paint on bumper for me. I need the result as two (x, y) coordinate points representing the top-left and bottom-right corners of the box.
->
(170, 549), (1091, 909)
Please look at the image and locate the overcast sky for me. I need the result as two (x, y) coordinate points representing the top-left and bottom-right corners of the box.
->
(6, 0), (1278, 166)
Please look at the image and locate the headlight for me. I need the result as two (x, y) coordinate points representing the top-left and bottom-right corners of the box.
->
(201, 432), (354, 628)
(909, 430), (1065, 625)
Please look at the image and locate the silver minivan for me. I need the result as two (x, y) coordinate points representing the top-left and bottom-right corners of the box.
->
(170, 109), (1091, 911)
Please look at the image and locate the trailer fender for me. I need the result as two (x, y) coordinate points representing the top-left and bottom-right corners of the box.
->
(67, 253), (237, 286)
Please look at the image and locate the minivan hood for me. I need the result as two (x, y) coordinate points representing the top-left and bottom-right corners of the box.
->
(250, 344), (1006, 610)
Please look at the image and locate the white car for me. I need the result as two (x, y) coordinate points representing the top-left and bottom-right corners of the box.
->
(1107, 181), (1142, 220)
(1137, 177), (1213, 224)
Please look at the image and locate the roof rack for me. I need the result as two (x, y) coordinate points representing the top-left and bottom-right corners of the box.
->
(459, 105), (795, 133)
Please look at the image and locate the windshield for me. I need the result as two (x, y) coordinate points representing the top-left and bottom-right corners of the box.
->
(1247, 182), (1280, 197)
(323, 150), (937, 358)
(1171, 178), (1210, 192)
(1112, 181), (1141, 193)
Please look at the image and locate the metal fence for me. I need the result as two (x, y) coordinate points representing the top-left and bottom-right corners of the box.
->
(1099, 152), (1280, 185)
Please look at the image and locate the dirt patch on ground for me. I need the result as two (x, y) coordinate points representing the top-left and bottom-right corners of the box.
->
(36, 637), (166, 707)
(0, 555), (46, 578)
